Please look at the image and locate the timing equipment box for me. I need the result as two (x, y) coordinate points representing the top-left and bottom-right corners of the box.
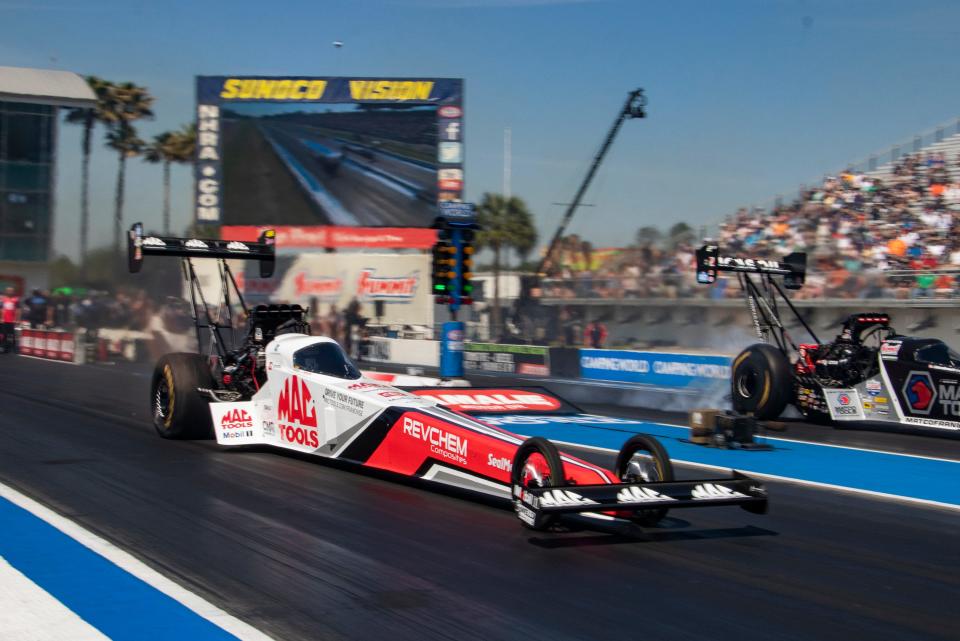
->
(716, 412), (756, 444)
(688, 409), (719, 444)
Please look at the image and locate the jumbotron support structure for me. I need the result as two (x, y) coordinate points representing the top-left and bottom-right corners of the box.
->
(535, 88), (647, 276)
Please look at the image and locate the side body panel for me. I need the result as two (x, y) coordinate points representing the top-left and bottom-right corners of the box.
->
(209, 354), (618, 497)
(883, 358), (960, 431)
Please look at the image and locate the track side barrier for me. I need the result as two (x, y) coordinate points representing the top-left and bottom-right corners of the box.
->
(16, 328), (84, 364)
(357, 338), (731, 409)
(91, 328), (153, 364)
(579, 349), (732, 389)
(364, 337), (440, 368)
(463, 343), (549, 377)
(548, 347), (582, 378)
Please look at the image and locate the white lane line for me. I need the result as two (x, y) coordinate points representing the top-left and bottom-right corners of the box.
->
(0, 556), (110, 641)
(14, 355), (81, 366)
(753, 431), (960, 463)
(603, 415), (960, 464)
(551, 439), (960, 513)
(0, 482), (276, 641)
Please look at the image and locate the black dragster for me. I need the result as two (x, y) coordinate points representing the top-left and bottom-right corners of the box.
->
(696, 244), (960, 432)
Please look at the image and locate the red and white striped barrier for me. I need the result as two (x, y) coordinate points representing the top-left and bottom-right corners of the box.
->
(17, 329), (82, 364)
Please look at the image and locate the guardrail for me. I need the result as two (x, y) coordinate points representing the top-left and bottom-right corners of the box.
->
(846, 116), (960, 175)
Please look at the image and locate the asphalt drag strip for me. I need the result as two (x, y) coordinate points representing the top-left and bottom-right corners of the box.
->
(0, 357), (957, 641)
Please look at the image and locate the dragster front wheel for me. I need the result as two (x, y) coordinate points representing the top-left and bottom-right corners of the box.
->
(615, 435), (674, 526)
(511, 437), (564, 531)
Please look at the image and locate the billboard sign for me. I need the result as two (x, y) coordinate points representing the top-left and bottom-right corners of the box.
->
(240, 253), (433, 326)
(221, 225), (436, 250)
(195, 76), (464, 227)
(463, 343), (550, 377)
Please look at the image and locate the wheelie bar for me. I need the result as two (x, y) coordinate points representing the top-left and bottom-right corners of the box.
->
(513, 471), (768, 518)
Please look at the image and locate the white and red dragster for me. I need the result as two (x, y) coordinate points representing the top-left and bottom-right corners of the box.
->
(131, 223), (767, 530)
(159, 333), (766, 530)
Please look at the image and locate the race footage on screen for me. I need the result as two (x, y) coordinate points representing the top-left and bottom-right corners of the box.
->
(194, 76), (465, 228)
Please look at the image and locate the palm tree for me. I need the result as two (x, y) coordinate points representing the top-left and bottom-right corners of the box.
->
(635, 225), (662, 247)
(144, 132), (178, 235)
(144, 123), (196, 235)
(63, 76), (116, 276)
(109, 82), (154, 127)
(171, 123), (196, 233)
(476, 193), (538, 340)
(173, 122), (196, 158)
(103, 82), (154, 255)
(106, 125), (145, 254)
(667, 221), (694, 250)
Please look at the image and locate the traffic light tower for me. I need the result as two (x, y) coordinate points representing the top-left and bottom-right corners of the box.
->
(431, 232), (456, 301)
(432, 204), (479, 318)
(433, 203), (479, 378)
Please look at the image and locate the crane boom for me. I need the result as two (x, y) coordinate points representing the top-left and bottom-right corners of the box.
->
(535, 88), (647, 276)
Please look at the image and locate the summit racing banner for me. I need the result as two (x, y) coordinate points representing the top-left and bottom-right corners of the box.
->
(463, 343), (550, 377)
(240, 252), (433, 326)
(579, 349), (731, 389)
(195, 76), (464, 227)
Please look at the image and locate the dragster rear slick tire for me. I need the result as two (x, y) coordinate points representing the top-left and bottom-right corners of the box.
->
(151, 353), (215, 440)
(731, 343), (792, 420)
(511, 437), (564, 531)
(615, 435), (674, 526)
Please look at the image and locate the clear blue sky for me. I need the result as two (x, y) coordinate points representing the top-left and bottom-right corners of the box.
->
(4, 0), (960, 259)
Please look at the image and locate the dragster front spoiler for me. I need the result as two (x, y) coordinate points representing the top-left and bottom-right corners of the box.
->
(513, 471), (767, 529)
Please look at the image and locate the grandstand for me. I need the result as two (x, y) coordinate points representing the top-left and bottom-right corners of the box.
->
(523, 118), (960, 352)
(854, 117), (960, 178)
(866, 131), (960, 183)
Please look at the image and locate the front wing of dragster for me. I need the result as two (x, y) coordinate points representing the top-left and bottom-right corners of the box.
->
(513, 473), (767, 528)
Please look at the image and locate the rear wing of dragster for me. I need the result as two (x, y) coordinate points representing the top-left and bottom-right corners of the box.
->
(694, 244), (819, 349)
(127, 222), (276, 278)
(127, 222), (277, 358)
(695, 244), (806, 290)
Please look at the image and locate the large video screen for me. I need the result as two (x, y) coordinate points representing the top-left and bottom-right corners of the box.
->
(194, 76), (464, 227)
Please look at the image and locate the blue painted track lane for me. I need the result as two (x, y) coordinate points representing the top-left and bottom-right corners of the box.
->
(0, 497), (239, 641)
(483, 415), (960, 507)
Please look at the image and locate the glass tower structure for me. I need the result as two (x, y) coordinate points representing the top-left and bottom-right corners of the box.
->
(0, 99), (55, 263)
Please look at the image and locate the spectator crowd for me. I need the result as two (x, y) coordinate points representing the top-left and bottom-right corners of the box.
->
(539, 150), (960, 301)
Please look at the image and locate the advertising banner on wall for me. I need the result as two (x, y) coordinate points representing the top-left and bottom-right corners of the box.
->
(221, 225), (437, 250)
(579, 349), (731, 388)
(195, 76), (464, 227)
(464, 343), (550, 377)
(240, 253), (433, 327)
